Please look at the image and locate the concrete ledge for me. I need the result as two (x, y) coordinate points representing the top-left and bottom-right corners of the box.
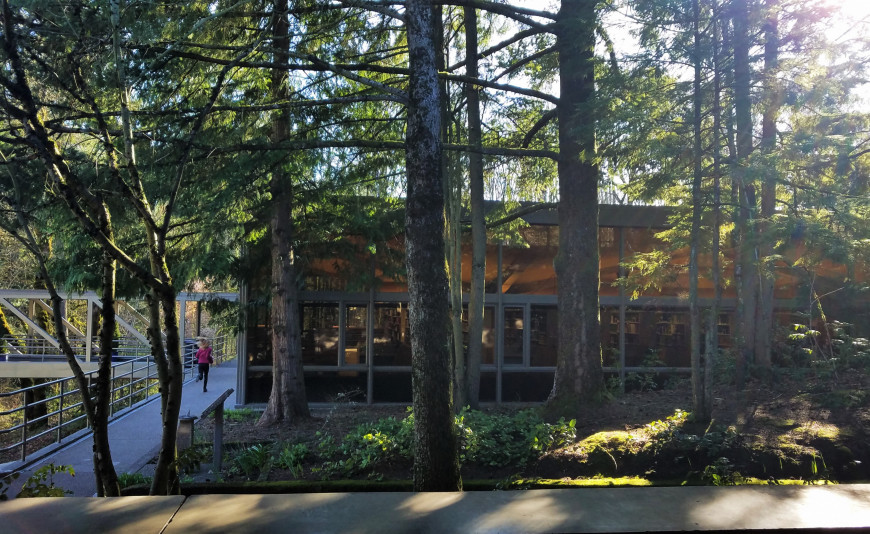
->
(3, 485), (870, 533)
(163, 486), (870, 533)
(2, 495), (185, 533)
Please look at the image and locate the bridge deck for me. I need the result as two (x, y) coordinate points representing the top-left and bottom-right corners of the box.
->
(1, 360), (238, 493)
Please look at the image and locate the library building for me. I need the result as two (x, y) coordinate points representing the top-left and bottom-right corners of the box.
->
(236, 204), (869, 406)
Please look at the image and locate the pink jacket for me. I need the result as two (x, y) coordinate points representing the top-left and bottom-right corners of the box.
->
(196, 346), (213, 364)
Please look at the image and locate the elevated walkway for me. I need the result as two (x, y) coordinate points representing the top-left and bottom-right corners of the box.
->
(3, 359), (238, 497)
(0, 289), (238, 379)
(3, 484), (870, 533)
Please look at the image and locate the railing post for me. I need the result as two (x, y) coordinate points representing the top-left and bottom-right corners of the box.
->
(128, 359), (134, 408)
(21, 391), (28, 462)
(109, 366), (116, 417)
(57, 381), (65, 444)
(86, 375), (92, 429)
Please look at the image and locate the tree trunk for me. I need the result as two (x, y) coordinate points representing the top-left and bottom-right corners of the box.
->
(9, 145), (120, 495)
(436, 8), (465, 413)
(0, 307), (14, 355)
(732, 0), (756, 388)
(756, 0), (780, 371)
(0, 0), (179, 497)
(550, 0), (604, 409)
(405, 0), (461, 492)
(689, 0), (707, 422)
(92, 251), (121, 496)
(465, 4), (485, 410)
(705, 0), (724, 419)
(259, 0), (310, 426)
(148, 287), (181, 496)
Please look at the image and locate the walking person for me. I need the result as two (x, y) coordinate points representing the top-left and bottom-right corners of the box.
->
(195, 337), (214, 392)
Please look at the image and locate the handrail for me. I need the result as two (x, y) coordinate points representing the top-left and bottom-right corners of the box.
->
(0, 334), (236, 467)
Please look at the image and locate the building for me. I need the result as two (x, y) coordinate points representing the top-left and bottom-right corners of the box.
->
(236, 204), (869, 405)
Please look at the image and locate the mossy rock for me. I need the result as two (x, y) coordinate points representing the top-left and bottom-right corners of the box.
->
(575, 431), (643, 475)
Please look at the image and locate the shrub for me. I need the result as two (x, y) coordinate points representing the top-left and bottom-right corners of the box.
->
(276, 443), (310, 478)
(225, 408), (259, 423)
(319, 414), (414, 478)
(311, 408), (580, 479)
(233, 443), (272, 479)
(703, 457), (743, 486)
(117, 472), (152, 489)
(11, 464), (74, 498)
(457, 408), (576, 467)
(175, 444), (210, 475)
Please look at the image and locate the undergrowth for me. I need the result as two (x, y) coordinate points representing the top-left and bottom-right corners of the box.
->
(223, 407), (577, 481)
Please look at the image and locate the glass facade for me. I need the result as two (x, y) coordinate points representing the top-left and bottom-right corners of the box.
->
(373, 303), (411, 366)
(530, 306), (558, 367)
(241, 209), (761, 405)
(461, 305), (495, 364)
(301, 304), (339, 366)
(345, 306), (367, 365)
(503, 307), (524, 365)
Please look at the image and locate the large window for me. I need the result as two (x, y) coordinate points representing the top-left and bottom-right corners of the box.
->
(461, 305), (495, 365)
(345, 305), (367, 365)
(501, 246), (557, 295)
(503, 307), (524, 365)
(530, 306), (557, 367)
(301, 304), (339, 365)
(373, 303), (412, 366)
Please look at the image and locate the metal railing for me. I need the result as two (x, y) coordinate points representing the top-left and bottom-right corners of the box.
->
(0, 335), (235, 466)
(0, 335), (151, 363)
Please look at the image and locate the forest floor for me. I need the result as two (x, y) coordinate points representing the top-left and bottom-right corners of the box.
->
(192, 369), (870, 487)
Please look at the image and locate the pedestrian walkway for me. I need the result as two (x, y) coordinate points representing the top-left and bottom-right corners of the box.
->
(6, 359), (237, 497)
(3, 484), (870, 533)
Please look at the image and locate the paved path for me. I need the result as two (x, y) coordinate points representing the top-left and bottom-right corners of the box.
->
(7, 359), (237, 497)
(3, 485), (870, 533)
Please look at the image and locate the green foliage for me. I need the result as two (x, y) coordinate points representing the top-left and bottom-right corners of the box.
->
(626, 351), (667, 392)
(225, 408), (259, 423)
(645, 409), (739, 458)
(117, 472), (152, 489)
(777, 318), (870, 374)
(805, 453), (832, 484)
(645, 409), (689, 438)
(319, 414), (414, 479)
(175, 445), (210, 475)
(275, 443), (311, 478)
(617, 249), (679, 300)
(456, 408), (577, 468)
(232, 444), (273, 479)
(308, 408), (577, 480)
(702, 457), (744, 486)
(11, 464), (74, 498)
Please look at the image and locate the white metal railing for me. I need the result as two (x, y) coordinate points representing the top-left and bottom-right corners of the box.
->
(0, 334), (235, 465)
